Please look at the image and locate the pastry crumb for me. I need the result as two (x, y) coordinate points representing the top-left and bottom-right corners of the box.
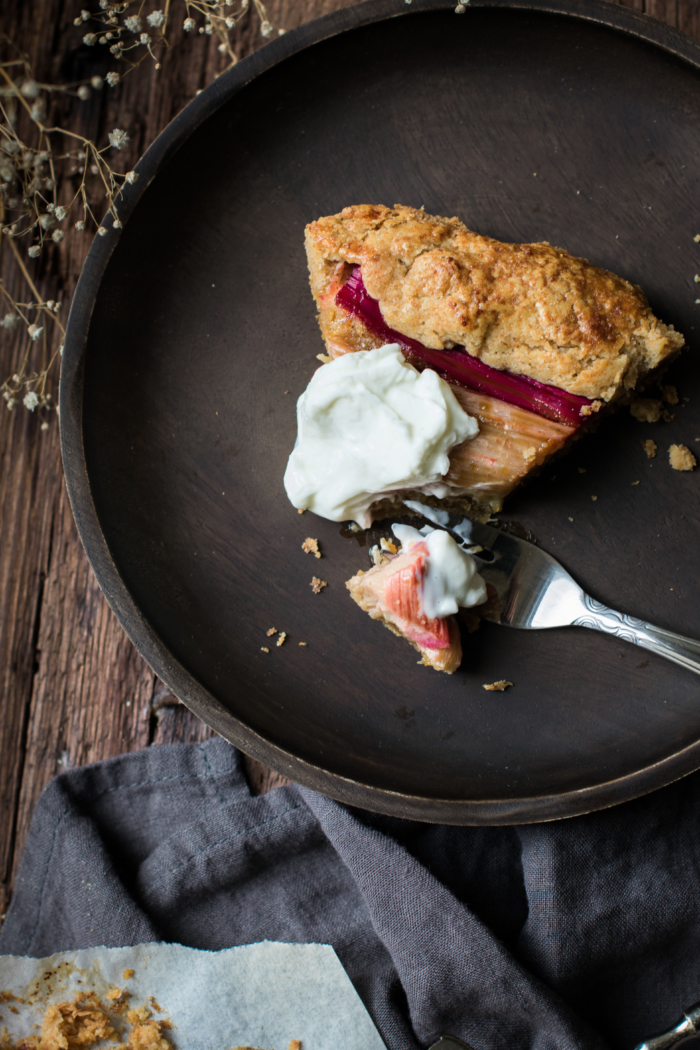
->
(483, 680), (513, 692)
(316, 353), (332, 363)
(695, 234), (700, 242)
(631, 480), (640, 486)
(297, 508), (306, 514)
(591, 495), (598, 501)
(662, 384), (679, 405)
(266, 627), (277, 637)
(302, 537), (321, 558)
(106, 988), (123, 1001)
(379, 537), (397, 554)
(288, 1042), (302, 1050)
(568, 517), (574, 522)
(276, 632), (287, 647)
(261, 646), (270, 653)
(298, 642), (308, 647)
(577, 467), (586, 474)
(630, 398), (663, 423)
(123, 970), (135, 980)
(310, 577), (327, 594)
(669, 444), (697, 471)
(642, 439), (657, 458)
(579, 399), (603, 417)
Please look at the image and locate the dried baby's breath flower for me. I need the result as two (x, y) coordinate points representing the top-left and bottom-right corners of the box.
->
(97, 226), (108, 236)
(140, 33), (151, 44)
(183, 17), (196, 30)
(78, 85), (91, 100)
(75, 219), (85, 230)
(27, 323), (43, 340)
(83, 33), (97, 45)
(1, 314), (19, 330)
(125, 170), (138, 184)
(23, 391), (38, 410)
(124, 14), (142, 31)
(105, 71), (120, 86)
(108, 128), (129, 150)
(52, 229), (65, 243)
(27, 245), (40, 257)
(148, 10), (166, 26)
(91, 75), (104, 89)
(54, 205), (67, 221)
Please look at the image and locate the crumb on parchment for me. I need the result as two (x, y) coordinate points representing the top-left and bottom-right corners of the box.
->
(123, 970), (135, 980)
(630, 398), (663, 423)
(483, 681), (513, 692)
(642, 439), (657, 458)
(669, 444), (697, 471)
(302, 537), (321, 558)
(310, 577), (327, 594)
(276, 632), (287, 647)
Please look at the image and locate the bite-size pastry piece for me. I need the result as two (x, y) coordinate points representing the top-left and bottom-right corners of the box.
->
(346, 524), (486, 674)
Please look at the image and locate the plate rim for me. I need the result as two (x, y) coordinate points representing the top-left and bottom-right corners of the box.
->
(60, 0), (700, 825)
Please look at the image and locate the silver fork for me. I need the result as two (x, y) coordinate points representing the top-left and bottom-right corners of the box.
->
(426, 515), (700, 676)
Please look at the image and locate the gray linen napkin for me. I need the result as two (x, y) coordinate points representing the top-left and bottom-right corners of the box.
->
(2, 737), (700, 1050)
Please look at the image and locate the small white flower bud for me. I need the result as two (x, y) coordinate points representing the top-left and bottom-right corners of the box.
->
(83, 33), (97, 45)
(78, 85), (90, 100)
(75, 219), (85, 230)
(140, 32), (150, 44)
(105, 72), (120, 86)
(54, 205), (67, 221)
(125, 170), (138, 184)
(183, 17), (195, 30)
(108, 128), (129, 150)
(20, 80), (40, 99)
(97, 226), (108, 236)
(27, 324), (43, 341)
(24, 391), (39, 410)
(147, 10), (165, 26)
(91, 76), (104, 88)
(124, 15), (142, 31)
(28, 245), (40, 257)
(39, 212), (55, 230)
(52, 229), (65, 243)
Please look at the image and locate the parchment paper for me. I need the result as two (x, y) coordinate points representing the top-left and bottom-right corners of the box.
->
(0, 940), (387, 1049)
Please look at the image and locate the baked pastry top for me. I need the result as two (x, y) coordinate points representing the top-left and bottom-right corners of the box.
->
(305, 204), (684, 401)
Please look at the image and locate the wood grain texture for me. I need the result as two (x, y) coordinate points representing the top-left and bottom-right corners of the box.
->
(0, 0), (698, 920)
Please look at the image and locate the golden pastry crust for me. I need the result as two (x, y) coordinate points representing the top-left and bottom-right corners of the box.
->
(305, 204), (684, 401)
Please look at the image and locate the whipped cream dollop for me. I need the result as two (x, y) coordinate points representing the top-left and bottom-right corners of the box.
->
(283, 344), (479, 527)
(391, 523), (487, 618)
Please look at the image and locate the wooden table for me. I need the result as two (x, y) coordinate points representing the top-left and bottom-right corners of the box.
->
(1, 0), (698, 923)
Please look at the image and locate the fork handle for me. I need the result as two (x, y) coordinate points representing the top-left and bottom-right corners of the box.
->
(573, 595), (700, 676)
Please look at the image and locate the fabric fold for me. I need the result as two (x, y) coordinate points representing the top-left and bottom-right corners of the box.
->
(3, 737), (698, 1050)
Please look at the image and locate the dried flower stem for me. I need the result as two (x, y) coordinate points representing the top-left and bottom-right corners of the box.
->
(1, 0), (278, 422)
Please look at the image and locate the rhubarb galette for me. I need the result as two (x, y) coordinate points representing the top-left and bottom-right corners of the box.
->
(304, 204), (684, 521)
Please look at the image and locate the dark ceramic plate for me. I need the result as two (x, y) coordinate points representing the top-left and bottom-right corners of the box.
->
(61, 0), (700, 823)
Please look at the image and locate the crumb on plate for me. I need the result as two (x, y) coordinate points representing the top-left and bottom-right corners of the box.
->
(310, 577), (327, 594)
(276, 632), (287, 647)
(266, 627), (277, 637)
(669, 444), (697, 471)
(630, 398), (663, 423)
(483, 680), (513, 692)
(662, 384), (679, 405)
(642, 439), (657, 458)
(261, 647), (270, 653)
(302, 537), (321, 558)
